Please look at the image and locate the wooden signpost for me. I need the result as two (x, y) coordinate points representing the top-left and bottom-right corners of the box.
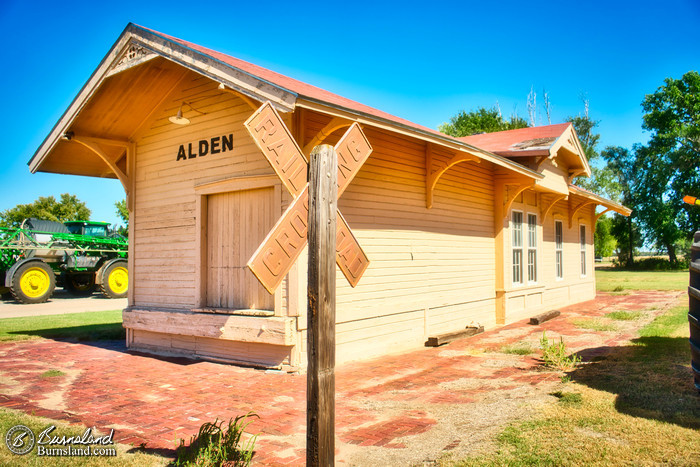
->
(244, 102), (372, 465)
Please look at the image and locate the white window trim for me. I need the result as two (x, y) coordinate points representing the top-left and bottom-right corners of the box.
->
(526, 213), (538, 285)
(555, 219), (564, 281)
(580, 223), (588, 278)
(512, 210), (524, 287)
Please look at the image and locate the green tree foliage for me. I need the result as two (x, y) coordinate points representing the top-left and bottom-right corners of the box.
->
(114, 199), (129, 237)
(600, 146), (643, 266)
(634, 71), (700, 263)
(568, 115), (601, 163)
(0, 194), (91, 228)
(115, 199), (129, 226)
(439, 106), (528, 137)
(594, 216), (616, 258)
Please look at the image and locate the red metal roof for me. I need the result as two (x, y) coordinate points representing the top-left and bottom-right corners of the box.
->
(458, 123), (571, 156)
(140, 25), (447, 139)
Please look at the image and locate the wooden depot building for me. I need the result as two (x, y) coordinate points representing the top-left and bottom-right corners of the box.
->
(29, 24), (630, 369)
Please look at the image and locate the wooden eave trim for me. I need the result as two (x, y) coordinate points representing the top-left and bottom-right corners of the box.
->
(29, 31), (136, 174)
(302, 117), (352, 157)
(294, 98), (543, 182)
(540, 194), (567, 219)
(550, 125), (591, 177)
(29, 23), (297, 175)
(568, 186), (632, 217)
(128, 25), (296, 111)
(426, 145), (481, 208)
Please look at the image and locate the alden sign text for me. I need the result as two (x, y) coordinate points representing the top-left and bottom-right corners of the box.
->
(176, 134), (233, 161)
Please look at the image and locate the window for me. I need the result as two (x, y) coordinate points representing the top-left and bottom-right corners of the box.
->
(527, 214), (537, 282)
(580, 225), (587, 277)
(555, 221), (563, 279)
(512, 211), (523, 284)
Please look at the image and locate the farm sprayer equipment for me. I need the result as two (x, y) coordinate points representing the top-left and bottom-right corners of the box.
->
(0, 218), (128, 303)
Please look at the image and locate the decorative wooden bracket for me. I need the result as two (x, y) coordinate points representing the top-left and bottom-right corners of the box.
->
(540, 194), (567, 220)
(535, 153), (556, 170)
(70, 135), (133, 209)
(302, 117), (351, 157)
(594, 208), (612, 227)
(426, 144), (481, 208)
(218, 83), (260, 110)
(569, 198), (595, 228)
(567, 168), (587, 184)
(503, 183), (534, 218)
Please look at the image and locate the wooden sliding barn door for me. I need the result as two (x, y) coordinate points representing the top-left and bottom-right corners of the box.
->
(206, 187), (275, 310)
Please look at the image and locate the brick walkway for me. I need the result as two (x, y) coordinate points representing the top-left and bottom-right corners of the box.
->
(0, 291), (684, 465)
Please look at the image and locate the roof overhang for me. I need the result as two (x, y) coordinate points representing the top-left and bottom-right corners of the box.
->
(28, 23), (542, 185)
(569, 185), (632, 217)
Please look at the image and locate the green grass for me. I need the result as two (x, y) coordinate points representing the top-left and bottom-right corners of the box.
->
(0, 408), (165, 466)
(499, 341), (533, 355)
(605, 310), (644, 321)
(40, 370), (65, 378)
(450, 302), (699, 466)
(595, 268), (687, 292)
(0, 310), (124, 342)
(571, 318), (618, 332)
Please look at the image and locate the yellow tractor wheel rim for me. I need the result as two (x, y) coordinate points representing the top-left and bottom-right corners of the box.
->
(19, 267), (51, 298)
(108, 267), (128, 294)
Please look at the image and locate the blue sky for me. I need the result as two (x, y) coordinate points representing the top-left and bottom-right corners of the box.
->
(1, 0), (698, 226)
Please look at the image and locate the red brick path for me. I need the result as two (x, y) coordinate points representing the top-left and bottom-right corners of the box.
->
(0, 291), (683, 465)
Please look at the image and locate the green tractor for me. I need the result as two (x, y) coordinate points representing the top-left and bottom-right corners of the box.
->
(0, 219), (128, 304)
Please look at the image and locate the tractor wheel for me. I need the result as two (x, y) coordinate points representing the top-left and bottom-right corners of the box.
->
(10, 261), (56, 304)
(99, 260), (128, 299)
(64, 273), (96, 296)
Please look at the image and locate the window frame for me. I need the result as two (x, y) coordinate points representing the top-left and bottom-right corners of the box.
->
(580, 224), (587, 278)
(527, 213), (538, 284)
(512, 210), (524, 286)
(555, 220), (564, 280)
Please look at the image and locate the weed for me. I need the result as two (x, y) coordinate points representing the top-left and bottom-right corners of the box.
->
(500, 341), (533, 355)
(606, 311), (643, 321)
(540, 331), (581, 371)
(40, 369), (65, 378)
(551, 391), (583, 405)
(572, 318), (618, 332)
(175, 412), (258, 466)
(613, 285), (625, 292)
(560, 375), (571, 383)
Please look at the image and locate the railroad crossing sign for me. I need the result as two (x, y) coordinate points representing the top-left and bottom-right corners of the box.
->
(244, 102), (373, 293)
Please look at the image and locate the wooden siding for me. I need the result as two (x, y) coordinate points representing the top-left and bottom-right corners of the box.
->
(206, 187), (275, 310)
(295, 114), (498, 364)
(132, 73), (283, 309)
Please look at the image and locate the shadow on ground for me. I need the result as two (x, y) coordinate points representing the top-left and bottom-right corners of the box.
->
(570, 336), (700, 430)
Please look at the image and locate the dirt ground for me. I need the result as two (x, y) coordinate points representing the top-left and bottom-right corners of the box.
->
(0, 290), (684, 465)
(0, 289), (126, 318)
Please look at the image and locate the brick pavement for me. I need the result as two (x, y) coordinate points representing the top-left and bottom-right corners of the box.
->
(0, 291), (683, 465)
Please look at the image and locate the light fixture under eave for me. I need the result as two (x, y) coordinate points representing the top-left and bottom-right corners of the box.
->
(169, 105), (190, 125)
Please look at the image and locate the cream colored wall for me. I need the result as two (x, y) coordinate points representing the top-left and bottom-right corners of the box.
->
(295, 120), (498, 365)
(503, 194), (596, 323)
(132, 75), (279, 309)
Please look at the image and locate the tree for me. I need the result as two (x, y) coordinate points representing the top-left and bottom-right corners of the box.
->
(600, 146), (643, 266)
(439, 106), (528, 137)
(640, 70), (700, 238)
(115, 199), (129, 226)
(114, 199), (129, 236)
(0, 194), (91, 228)
(594, 216), (616, 258)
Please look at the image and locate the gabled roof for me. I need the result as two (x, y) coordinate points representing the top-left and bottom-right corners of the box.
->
(28, 23), (541, 182)
(458, 123), (571, 156)
(459, 122), (592, 178)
